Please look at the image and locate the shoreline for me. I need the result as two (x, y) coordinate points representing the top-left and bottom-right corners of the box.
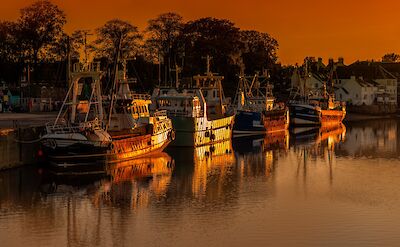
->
(0, 112), (57, 129)
(344, 113), (396, 122)
(0, 112), (396, 129)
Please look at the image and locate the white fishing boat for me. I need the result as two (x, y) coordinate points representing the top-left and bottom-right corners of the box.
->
(41, 62), (112, 158)
(151, 56), (235, 147)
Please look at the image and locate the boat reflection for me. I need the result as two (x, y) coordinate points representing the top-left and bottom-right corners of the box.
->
(291, 123), (346, 187)
(290, 123), (346, 150)
(191, 140), (235, 199)
(93, 153), (174, 209)
(234, 131), (289, 179)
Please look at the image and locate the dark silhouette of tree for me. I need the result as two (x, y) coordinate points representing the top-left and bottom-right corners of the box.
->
(92, 19), (141, 61)
(182, 17), (242, 77)
(145, 12), (184, 83)
(240, 30), (278, 74)
(382, 53), (400, 63)
(49, 30), (86, 62)
(0, 21), (17, 62)
(17, 0), (66, 64)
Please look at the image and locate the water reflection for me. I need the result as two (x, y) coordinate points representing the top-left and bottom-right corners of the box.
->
(95, 153), (174, 209)
(291, 123), (346, 156)
(2, 119), (400, 246)
(191, 141), (235, 199)
(0, 130), (40, 170)
(338, 119), (398, 158)
(234, 131), (289, 179)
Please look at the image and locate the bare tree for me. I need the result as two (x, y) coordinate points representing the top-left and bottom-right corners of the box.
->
(145, 13), (184, 82)
(92, 19), (141, 61)
(382, 53), (400, 63)
(240, 30), (278, 74)
(17, 0), (66, 64)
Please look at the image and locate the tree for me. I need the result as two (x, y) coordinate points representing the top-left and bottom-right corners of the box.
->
(17, 0), (66, 64)
(145, 12), (184, 83)
(92, 19), (141, 61)
(182, 17), (242, 76)
(0, 21), (17, 62)
(49, 30), (86, 62)
(240, 30), (278, 74)
(382, 53), (400, 63)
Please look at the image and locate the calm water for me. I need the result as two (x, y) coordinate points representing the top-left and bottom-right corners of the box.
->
(1, 119), (400, 246)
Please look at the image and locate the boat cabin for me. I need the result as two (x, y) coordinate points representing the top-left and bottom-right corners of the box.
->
(152, 88), (204, 118)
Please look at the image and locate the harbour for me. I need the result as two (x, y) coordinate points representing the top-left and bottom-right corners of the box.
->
(1, 1), (400, 246)
(1, 118), (400, 246)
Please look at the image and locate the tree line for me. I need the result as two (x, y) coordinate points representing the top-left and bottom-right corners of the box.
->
(0, 0), (279, 95)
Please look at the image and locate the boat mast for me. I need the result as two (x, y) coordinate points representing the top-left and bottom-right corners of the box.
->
(106, 38), (122, 130)
(204, 55), (225, 115)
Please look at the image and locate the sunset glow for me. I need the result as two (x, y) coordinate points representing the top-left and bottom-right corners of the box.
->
(2, 0), (400, 65)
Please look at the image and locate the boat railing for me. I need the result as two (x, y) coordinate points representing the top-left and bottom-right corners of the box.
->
(72, 62), (101, 73)
(47, 119), (102, 134)
(166, 110), (204, 118)
(154, 110), (168, 117)
(131, 94), (151, 100)
(46, 122), (81, 134)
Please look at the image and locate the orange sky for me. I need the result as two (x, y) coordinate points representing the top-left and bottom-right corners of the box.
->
(2, 0), (400, 65)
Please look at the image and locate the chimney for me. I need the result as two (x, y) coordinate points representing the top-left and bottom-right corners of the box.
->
(338, 57), (344, 66)
(317, 57), (323, 70)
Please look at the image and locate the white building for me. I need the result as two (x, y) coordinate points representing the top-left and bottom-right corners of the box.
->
(347, 62), (397, 105)
(335, 76), (377, 105)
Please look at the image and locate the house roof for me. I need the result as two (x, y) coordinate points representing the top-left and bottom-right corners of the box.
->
(348, 62), (396, 80)
(340, 87), (349, 94)
(380, 62), (400, 79)
(355, 78), (377, 88)
(335, 66), (353, 79)
(312, 72), (328, 82)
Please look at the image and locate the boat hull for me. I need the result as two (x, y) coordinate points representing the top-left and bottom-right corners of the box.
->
(42, 127), (174, 170)
(289, 103), (346, 127)
(233, 111), (265, 135)
(170, 115), (234, 147)
(289, 104), (321, 126)
(320, 109), (346, 123)
(107, 127), (172, 163)
(233, 110), (288, 136)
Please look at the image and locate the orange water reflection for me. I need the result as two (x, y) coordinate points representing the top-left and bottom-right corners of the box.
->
(93, 153), (174, 209)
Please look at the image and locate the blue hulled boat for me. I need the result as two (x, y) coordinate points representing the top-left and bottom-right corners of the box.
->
(233, 73), (289, 136)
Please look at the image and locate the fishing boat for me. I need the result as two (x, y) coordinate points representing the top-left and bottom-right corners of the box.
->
(42, 61), (174, 168)
(233, 72), (289, 136)
(289, 64), (346, 126)
(151, 56), (235, 147)
(41, 62), (112, 162)
(105, 62), (174, 162)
